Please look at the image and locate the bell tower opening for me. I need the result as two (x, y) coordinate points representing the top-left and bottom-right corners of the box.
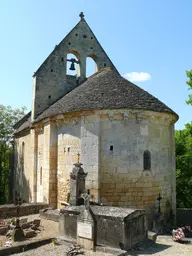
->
(86, 55), (98, 78)
(66, 51), (80, 76)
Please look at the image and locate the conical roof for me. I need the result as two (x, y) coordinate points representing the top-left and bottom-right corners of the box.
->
(34, 68), (178, 122)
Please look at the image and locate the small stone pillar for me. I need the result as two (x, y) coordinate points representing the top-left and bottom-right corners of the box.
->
(69, 162), (87, 206)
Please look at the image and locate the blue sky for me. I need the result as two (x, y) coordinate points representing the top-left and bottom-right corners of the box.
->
(0, 0), (192, 130)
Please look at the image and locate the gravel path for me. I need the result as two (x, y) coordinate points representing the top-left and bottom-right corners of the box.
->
(12, 242), (113, 256)
(2, 215), (191, 255)
(11, 235), (192, 256)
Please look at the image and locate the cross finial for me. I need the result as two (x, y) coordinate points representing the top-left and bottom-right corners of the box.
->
(79, 12), (84, 20)
(77, 152), (80, 163)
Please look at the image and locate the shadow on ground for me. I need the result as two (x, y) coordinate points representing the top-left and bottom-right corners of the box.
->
(126, 240), (171, 256)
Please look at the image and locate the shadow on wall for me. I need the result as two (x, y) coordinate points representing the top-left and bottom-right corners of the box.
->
(14, 147), (31, 203)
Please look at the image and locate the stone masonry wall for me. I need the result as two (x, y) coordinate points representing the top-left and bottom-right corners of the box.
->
(81, 115), (100, 201)
(55, 109), (176, 215)
(57, 118), (81, 208)
(98, 110), (176, 222)
(15, 109), (177, 217)
(36, 129), (44, 202)
(14, 131), (33, 203)
(0, 203), (48, 218)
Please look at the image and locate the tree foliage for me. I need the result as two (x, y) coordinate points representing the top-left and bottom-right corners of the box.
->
(175, 123), (192, 208)
(0, 105), (26, 204)
(175, 70), (192, 208)
(186, 70), (192, 105)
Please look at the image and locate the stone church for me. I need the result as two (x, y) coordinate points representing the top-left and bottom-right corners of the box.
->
(14, 13), (178, 222)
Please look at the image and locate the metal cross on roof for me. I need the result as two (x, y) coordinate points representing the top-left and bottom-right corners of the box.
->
(79, 12), (84, 19)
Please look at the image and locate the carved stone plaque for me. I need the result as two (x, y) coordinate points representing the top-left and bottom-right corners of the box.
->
(77, 221), (92, 239)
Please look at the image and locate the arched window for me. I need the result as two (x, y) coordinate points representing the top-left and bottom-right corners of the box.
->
(86, 55), (98, 77)
(143, 150), (151, 170)
(66, 52), (79, 76)
(21, 142), (25, 172)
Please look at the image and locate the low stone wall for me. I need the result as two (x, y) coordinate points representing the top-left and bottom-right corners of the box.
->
(0, 203), (49, 218)
(177, 208), (192, 226)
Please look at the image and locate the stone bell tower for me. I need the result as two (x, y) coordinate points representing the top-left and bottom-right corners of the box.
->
(31, 12), (117, 121)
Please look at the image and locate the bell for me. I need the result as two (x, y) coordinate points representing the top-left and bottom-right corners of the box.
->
(69, 62), (75, 71)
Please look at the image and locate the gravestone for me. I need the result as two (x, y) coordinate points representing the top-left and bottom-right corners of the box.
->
(59, 160), (147, 251)
(69, 159), (87, 206)
(11, 192), (25, 241)
(77, 190), (95, 250)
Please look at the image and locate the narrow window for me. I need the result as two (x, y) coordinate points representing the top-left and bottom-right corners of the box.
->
(68, 147), (70, 153)
(21, 142), (25, 171)
(110, 145), (113, 151)
(40, 167), (42, 185)
(143, 150), (151, 170)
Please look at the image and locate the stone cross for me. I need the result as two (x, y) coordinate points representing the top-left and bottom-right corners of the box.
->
(82, 189), (92, 210)
(77, 152), (80, 163)
(79, 12), (84, 19)
(14, 191), (22, 228)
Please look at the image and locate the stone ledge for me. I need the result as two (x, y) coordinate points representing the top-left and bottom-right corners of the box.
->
(0, 237), (53, 256)
(40, 208), (60, 222)
(0, 203), (49, 218)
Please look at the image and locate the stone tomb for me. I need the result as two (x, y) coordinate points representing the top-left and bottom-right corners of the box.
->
(92, 206), (147, 250)
(59, 205), (147, 250)
(77, 207), (95, 250)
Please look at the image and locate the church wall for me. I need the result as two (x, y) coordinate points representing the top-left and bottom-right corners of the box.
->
(81, 115), (100, 201)
(98, 110), (176, 222)
(14, 131), (33, 202)
(15, 108), (176, 219)
(57, 119), (81, 208)
(54, 109), (176, 217)
(36, 129), (44, 202)
(56, 113), (101, 207)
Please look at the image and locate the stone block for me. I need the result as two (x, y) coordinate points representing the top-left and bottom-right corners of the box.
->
(0, 225), (8, 235)
(24, 229), (36, 238)
(21, 222), (31, 229)
(148, 231), (157, 242)
(115, 184), (124, 189)
(20, 218), (28, 225)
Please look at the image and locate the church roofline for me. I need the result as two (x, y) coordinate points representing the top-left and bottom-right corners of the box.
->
(13, 111), (31, 129)
(32, 68), (178, 124)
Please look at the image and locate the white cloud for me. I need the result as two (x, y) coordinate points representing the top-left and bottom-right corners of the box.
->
(123, 72), (151, 82)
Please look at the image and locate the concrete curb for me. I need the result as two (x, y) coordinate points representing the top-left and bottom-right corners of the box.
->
(0, 237), (54, 256)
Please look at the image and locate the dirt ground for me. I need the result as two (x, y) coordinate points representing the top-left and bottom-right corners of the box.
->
(1, 214), (192, 255)
(11, 236), (192, 256)
(0, 214), (59, 247)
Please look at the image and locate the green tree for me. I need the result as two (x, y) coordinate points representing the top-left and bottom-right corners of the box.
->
(175, 123), (192, 208)
(0, 105), (26, 204)
(186, 69), (192, 105)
